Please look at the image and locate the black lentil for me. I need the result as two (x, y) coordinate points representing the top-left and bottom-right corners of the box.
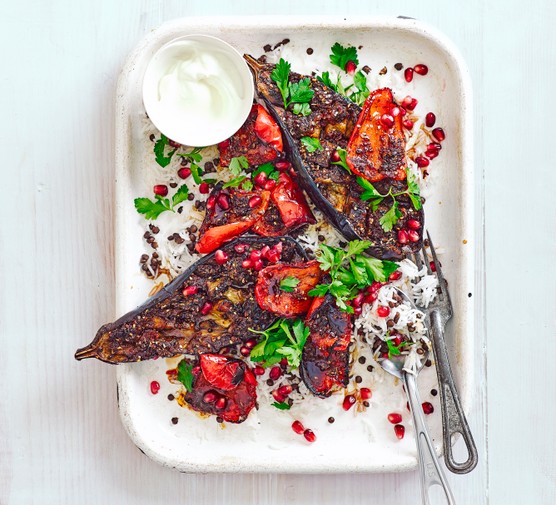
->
(171, 417), (178, 425)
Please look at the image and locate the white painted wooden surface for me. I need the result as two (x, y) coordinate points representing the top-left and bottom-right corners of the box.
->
(0, 0), (554, 504)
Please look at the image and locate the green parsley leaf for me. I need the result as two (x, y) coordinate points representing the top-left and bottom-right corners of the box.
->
(271, 401), (291, 410)
(223, 176), (247, 189)
(331, 147), (351, 173)
(229, 155), (249, 176)
(330, 42), (359, 71)
(288, 78), (314, 104)
(190, 162), (203, 185)
(356, 177), (383, 200)
(177, 146), (204, 164)
(248, 319), (309, 369)
(357, 256), (398, 283)
(347, 239), (373, 257)
(349, 71), (370, 105)
(253, 162), (280, 181)
(177, 360), (194, 392)
(279, 276), (300, 293)
(270, 58), (313, 115)
(241, 179), (254, 191)
(292, 102), (312, 116)
(153, 134), (176, 167)
(386, 338), (402, 357)
(379, 200), (402, 232)
(300, 136), (323, 153)
(134, 197), (170, 220)
(171, 184), (189, 207)
(317, 71), (337, 91)
(270, 58), (291, 108)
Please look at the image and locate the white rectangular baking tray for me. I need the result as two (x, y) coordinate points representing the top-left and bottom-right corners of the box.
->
(114, 15), (473, 473)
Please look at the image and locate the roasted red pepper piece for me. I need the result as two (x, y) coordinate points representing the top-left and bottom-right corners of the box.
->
(219, 104), (280, 167)
(183, 355), (258, 424)
(346, 88), (406, 182)
(271, 173), (316, 228)
(255, 260), (323, 318)
(196, 187), (271, 254)
(300, 294), (352, 398)
(254, 104), (283, 152)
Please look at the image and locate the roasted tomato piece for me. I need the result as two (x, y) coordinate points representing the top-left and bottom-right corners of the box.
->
(271, 173), (316, 229)
(183, 355), (257, 424)
(219, 104), (280, 167)
(254, 104), (283, 152)
(196, 186), (271, 254)
(346, 88), (406, 182)
(255, 260), (323, 318)
(251, 200), (287, 237)
(301, 294), (352, 398)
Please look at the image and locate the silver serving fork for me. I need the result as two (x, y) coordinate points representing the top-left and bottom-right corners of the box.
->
(413, 231), (478, 474)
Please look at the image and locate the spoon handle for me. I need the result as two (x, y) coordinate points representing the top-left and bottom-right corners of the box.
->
(430, 311), (479, 474)
(404, 371), (456, 505)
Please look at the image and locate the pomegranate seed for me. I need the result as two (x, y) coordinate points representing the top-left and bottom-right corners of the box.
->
(266, 250), (280, 263)
(343, 395), (356, 411)
(203, 391), (217, 404)
(360, 388), (372, 400)
(390, 106), (401, 117)
(150, 381), (160, 394)
(199, 182), (210, 194)
(234, 243), (248, 253)
(393, 335), (402, 346)
(363, 293), (377, 304)
(407, 230), (420, 243)
(426, 148), (440, 160)
(215, 397), (227, 410)
(214, 249), (229, 265)
(402, 96), (418, 111)
(192, 366), (201, 376)
(303, 429), (317, 443)
(182, 285), (199, 297)
(380, 114), (395, 128)
(403, 119), (414, 130)
(404, 67), (414, 82)
(280, 358), (288, 367)
(397, 229), (409, 244)
(244, 338), (258, 349)
(217, 139), (230, 150)
(292, 420), (305, 434)
(239, 346), (251, 356)
(370, 281), (382, 293)
(241, 259), (252, 269)
(330, 150), (341, 163)
(273, 242), (283, 254)
(260, 245), (270, 258)
(272, 390), (285, 403)
(422, 402), (434, 415)
(253, 171), (267, 187)
(389, 270), (402, 281)
(352, 292), (364, 308)
(277, 384), (293, 396)
(200, 302), (213, 315)
(377, 306), (390, 317)
(177, 167), (192, 179)
(253, 259), (264, 271)
(217, 194), (230, 210)
(406, 219), (421, 230)
(432, 128), (446, 142)
(427, 142), (442, 152)
(354, 306), (362, 316)
(269, 366), (282, 380)
(253, 366), (265, 376)
(264, 179), (276, 190)
(168, 139), (181, 148)
(388, 413), (402, 424)
(394, 424), (405, 439)
(248, 195), (262, 208)
(430, 261), (437, 272)
(415, 156), (430, 168)
(153, 185), (168, 197)
(275, 161), (291, 171)
(425, 112), (436, 128)
(206, 195), (216, 210)
(345, 60), (357, 75)
(414, 64), (429, 76)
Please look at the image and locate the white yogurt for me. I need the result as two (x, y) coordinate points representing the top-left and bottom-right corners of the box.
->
(143, 35), (254, 147)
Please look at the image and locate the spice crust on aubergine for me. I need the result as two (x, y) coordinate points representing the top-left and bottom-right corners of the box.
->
(244, 55), (424, 260)
(74, 236), (307, 364)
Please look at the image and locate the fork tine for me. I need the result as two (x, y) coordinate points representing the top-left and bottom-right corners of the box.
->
(420, 237), (433, 275)
(426, 231), (445, 289)
(413, 250), (424, 270)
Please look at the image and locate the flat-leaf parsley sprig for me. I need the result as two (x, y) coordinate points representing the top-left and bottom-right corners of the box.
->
(134, 184), (189, 220)
(308, 240), (399, 313)
(356, 168), (422, 232)
(271, 58), (314, 116)
(249, 319), (309, 369)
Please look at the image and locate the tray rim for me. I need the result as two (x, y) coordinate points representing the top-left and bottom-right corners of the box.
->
(113, 14), (474, 474)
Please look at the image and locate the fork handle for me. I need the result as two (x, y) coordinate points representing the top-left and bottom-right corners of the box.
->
(430, 311), (479, 474)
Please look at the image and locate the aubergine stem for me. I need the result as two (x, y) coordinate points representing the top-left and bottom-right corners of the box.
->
(243, 54), (263, 78)
(75, 344), (98, 361)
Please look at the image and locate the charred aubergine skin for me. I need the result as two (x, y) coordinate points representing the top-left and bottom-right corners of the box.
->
(244, 55), (423, 260)
(74, 236), (307, 364)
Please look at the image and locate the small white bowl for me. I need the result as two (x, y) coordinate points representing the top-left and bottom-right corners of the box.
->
(142, 34), (254, 147)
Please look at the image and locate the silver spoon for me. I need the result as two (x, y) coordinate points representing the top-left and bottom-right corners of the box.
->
(376, 290), (455, 505)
